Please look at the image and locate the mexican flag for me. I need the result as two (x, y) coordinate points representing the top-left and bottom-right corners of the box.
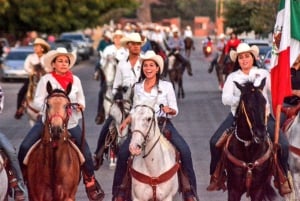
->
(270, 0), (300, 115)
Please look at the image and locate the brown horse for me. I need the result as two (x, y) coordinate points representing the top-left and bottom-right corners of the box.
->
(184, 37), (195, 58)
(168, 50), (192, 99)
(25, 82), (82, 201)
(218, 52), (235, 81)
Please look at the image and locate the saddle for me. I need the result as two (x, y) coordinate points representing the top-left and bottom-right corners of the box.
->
(281, 102), (300, 132)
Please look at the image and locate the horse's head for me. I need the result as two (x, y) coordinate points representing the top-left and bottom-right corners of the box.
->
(45, 81), (72, 139)
(235, 78), (267, 144)
(129, 100), (157, 156)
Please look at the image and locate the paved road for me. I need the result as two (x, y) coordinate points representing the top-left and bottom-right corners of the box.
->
(0, 38), (281, 201)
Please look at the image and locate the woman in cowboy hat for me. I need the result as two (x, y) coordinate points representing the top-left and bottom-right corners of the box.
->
(18, 47), (105, 201)
(15, 37), (51, 119)
(112, 50), (199, 201)
(207, 43), (291, 194)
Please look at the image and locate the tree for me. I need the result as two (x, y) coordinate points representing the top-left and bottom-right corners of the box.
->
(223, 0), (280, 36)
(0, 0), (137, 37)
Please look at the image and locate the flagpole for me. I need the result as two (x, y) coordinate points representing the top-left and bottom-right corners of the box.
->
(274, 105), (281, 145)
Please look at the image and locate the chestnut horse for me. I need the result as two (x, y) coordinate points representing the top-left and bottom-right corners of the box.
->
(223, 79), (277, 201)
(184, 37), (195, 58)
(24, 82), (82, 201)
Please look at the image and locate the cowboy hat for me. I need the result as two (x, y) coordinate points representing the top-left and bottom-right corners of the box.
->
(112, 30), (123, 38)
(140, 50), (164, 74)
(33, 38), (50, 51)
(121, 32), (146, 47)
(44, 47), (76, 72)
(230, 43), (259, 62)
(218, 33), (226, 39)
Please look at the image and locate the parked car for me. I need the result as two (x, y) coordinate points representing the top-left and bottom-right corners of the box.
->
(262, 49), (272, 71)
(0, 46), (33, 81)
(243, 39), (271, 68)
(59, 32), (91, 60)
(50, 39), (81, 64)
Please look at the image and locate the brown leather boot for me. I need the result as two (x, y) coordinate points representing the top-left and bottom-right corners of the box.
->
(14, 107), (24, 119)
(206, 175), (226, 191)
(14, 186), (26, 201)
(84, 175), (105, 201)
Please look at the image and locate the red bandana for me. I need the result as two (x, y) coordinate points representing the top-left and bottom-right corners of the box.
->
(51, 70), (73, 90)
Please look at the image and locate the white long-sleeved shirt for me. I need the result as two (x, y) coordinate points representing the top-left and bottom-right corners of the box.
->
(24, 53), (47, 74)
(33, 73), (85, 129)
(132, 80), (178, 118)
(100, 44), (128, 67)
(222, 66), (271, 116)
(112, 58), (141, 95)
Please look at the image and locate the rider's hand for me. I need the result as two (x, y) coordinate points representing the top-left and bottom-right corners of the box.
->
(76, 104), (85, 112)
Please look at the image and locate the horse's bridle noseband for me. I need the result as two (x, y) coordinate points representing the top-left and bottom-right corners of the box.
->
(131, 104), (161, 158)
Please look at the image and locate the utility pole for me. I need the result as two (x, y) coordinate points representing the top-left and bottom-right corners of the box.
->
(215, 0), (224, 35)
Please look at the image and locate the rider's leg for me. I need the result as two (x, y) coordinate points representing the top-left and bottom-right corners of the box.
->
(0, 133), (28, 200)
(207, 113), (234, 191)
(94, 116), (114, 169)
(164, 120), (198, 200)
(267, 115), (292, 196)
(112, 136), (131, 200)
(69, 125), (105, 201)
(18, 119), (44, 169)
(15, 79), (29, 119)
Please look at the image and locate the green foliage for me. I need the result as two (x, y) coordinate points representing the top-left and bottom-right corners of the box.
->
(0, 0), (137, 37)
(223, 0), (280, 36)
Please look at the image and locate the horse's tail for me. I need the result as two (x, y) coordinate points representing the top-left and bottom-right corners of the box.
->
(262, 183), (277, 201)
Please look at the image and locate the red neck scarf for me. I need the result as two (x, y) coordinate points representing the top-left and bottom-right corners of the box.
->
(51, 70), (73, 90)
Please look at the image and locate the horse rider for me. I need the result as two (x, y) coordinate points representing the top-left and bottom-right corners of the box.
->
(93, 32), (144, 170)
(112, 50), (198, 201)
(18, 47), (105, 201)
(167, 27), (193, 76)
(0, 84), (28, 201)
(94, 29), (128, 124)
(206, 43), (292, 195)
(224, 32), (240, 56)
(281, 54), (300, 129)
(94, 30), (113, 80)
(14, 38), (50, 119)
(183, 25), (193, 39)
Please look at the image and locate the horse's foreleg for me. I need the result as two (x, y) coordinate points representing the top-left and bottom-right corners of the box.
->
(179, 77), (184, 99)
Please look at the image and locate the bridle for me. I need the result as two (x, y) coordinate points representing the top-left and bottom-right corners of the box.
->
(131, 104), (161, 158)
(235, 92), (268, 146)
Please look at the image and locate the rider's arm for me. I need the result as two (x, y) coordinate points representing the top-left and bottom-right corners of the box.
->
(120, 115), (131, 132)
(112, 62), (123, 95)
(24, 54), (34, 74)
(222, 74), (240, 107)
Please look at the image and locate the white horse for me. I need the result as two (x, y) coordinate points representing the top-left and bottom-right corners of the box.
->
(129, 101), (179, 201)
(0, 152), (8, 201)
(284, 114), (300, 201)
(102, 54), (117, 120)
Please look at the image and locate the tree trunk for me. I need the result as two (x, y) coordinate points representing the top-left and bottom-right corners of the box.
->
(136, 0), (152, 23)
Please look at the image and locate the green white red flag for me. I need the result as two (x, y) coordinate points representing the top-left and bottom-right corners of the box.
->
(270, 0), (300, 115)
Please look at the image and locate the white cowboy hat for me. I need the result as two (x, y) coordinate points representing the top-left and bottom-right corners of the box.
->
(218, 33), (226, 39)
(140, 50), (164, 74)
(33, 37), (50, 51)
(44, 47), (76, 72)
(120, 32), (146, 47)
(230, 43), (259, 62)
(103, 31), (112, 40)
(112, 30), (123, 38)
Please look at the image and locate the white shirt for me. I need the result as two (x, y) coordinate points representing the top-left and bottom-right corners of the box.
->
(112, 58), (141, 95)
(33, 73), (85, 129)
(184, 30), (193, 38)
(222, 67), (271, 115)
(100, 44), (128, 66)
(24, 53), (47, 74)
(132, 80), (178, 118)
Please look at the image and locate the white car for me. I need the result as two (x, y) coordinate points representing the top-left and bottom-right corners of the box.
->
(0, 46), (33, 81)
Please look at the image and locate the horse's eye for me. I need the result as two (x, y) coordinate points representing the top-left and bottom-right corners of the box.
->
(147, 117), (152, 122)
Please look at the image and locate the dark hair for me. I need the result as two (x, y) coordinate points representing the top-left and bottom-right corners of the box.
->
(52, 55), (71, 65)
(139, 60), (160, 84)
(233, 52), (258, 71)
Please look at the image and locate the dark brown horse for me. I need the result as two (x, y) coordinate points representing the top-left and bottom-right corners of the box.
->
(218, 52), (235, 81)
(25, 82), (82, 201)
(223, 79), (277, 201)
(167, 50), (192, 99)
(184, 37), (195, 58)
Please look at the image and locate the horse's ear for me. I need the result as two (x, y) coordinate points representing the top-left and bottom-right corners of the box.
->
(234, 81), (243, 91)
(258, 78), (266, 90)
(46, 81), (53, 94)
(65, 83), (72, 96)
